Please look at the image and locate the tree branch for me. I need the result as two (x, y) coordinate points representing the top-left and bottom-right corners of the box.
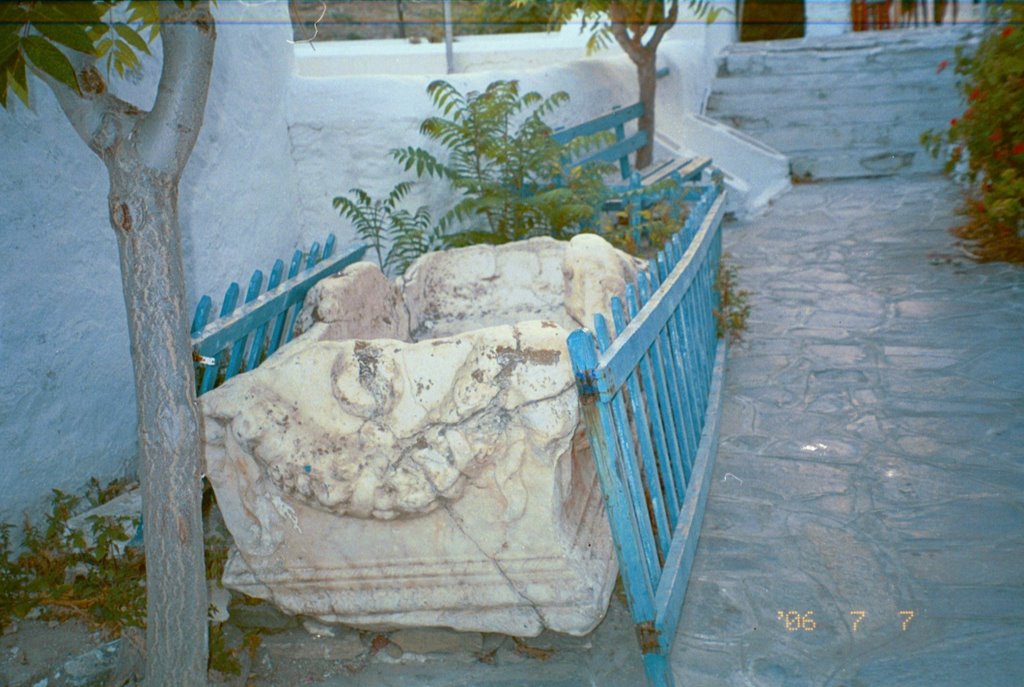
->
(608, 3), (645, 64)
(138, 0), (216, 176)
(31, 52), (139, 159)
(647, 0), (679, 53)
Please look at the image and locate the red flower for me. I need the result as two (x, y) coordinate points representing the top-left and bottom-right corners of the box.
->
(1002, 26), (1014, 39)
(990, 129), (1003, 143)
(937, 59), (949, 73)
(950, 118), (958, 127)
(969, 88), (982, 101)
(1013, 143), (1024, 156)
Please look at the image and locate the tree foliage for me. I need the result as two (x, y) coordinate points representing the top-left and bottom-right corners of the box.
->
(0, 0), (172, 106)
(510, 0), (723, 168)
(515, 0), (723, 55)
(922, 3), (1024, 262)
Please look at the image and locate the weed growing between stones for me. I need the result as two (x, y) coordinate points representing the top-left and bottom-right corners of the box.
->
(921, 3), (1024, 263)
(0, 479), (256, 678)
(597, 196), (691, 258)
(715, 256), (751, 342)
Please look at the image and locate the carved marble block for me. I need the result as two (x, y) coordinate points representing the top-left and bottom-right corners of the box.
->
(202, 236), (643, 636)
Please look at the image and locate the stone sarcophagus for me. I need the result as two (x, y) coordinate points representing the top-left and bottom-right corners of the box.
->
(201, 235), (643, 636)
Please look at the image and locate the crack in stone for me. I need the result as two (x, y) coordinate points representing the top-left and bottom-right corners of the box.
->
(439, 499), (548, 634)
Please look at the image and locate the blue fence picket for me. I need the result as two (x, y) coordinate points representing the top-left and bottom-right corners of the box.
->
(635, 274), (688, 507)
(644, 267), (695, 493)
(593, 313), (664, 579)
(223, 270), (264, 382)
(191, 235), (366, 396)
(198, 282), (239, 395)
(625, 283), (681, 528)
(611, 296), (672, 560)
(245, 260), (284, 372)
(567, 183), (727, 687)
(567, 330), (658, 623)
(279, 250), (305, 346)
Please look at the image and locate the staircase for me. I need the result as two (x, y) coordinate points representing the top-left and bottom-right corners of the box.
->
(705, 25), (981, 180)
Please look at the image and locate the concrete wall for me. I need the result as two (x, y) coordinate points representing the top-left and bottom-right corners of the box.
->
(0, 1), (735, 527)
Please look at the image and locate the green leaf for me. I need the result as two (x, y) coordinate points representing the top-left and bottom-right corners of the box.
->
(32, 19), (97, 55)
(10, 52), (29, 107)
(114, 40), (141, 71)
(22, 36), (80, 94)
(0, 21), (20, 66)
(0, 62), (7, 109)
(114, 24), (151, 55)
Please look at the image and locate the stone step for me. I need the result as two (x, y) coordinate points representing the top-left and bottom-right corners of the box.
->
(706, 27), (975, 178)
(707, 80), (961, 116)
(717, 26), (980, 77)
(711, 65), (957, 94)
(790, 147), (944, 180)
(710, 101), (957, 131)
(717, 43), (965, 78)
(739, 121), (951, 155)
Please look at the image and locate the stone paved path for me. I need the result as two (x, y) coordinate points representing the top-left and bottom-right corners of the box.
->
(673, 175), (1024, 687)
(305, 175), (1023, 686)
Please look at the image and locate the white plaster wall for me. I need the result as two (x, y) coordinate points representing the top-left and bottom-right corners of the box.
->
(289, 1), (735, 236)
(805, 0), (851, 37)
(0, 1), (304, 527)
(288, 55), (643, 237)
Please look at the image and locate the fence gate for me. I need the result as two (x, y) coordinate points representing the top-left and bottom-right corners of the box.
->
(567, 185), (727, 687)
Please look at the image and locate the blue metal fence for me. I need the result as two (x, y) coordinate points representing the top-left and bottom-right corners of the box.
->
(190, 234), (366, 395)
(567, 184), (727, 687)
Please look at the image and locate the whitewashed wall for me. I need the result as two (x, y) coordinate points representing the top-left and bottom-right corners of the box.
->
(0, 0), (734, 527)
(0, 1), (304, 527)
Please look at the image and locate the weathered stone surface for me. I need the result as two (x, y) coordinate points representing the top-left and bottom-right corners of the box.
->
(296, 260), (410, 342)
(205, 321), (615, 636)
(401, 235), (644, 340)
(390, 628), (483, 655)
(261, 628), (365, 662)
(227, 599), (299, 631)
(561, 233), (644, 328)
(202, 236), (636, 637)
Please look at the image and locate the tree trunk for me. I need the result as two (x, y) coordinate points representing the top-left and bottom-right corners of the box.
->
(108, 158), (208, 687)
(37, 3), (216, 684)
(636, 53), (657, 170)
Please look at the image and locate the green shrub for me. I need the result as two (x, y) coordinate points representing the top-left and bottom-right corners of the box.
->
(714, 256), (751, 343)
(391, 79), (613, 247)
(0, 480), (253, 676)
(922, 5), (1024, 262)
(332, 182), (442, 276)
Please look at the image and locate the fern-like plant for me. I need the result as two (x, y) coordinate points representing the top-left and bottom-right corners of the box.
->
(332, 182), (442, 275)
(391, 80), (612, 246)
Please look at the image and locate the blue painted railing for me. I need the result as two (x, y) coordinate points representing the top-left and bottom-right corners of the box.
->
(190, 234), (366, 395)
(567, 184), (726, 687)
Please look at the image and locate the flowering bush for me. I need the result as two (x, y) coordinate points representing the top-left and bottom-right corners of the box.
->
(922, 6), (1024, 262)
